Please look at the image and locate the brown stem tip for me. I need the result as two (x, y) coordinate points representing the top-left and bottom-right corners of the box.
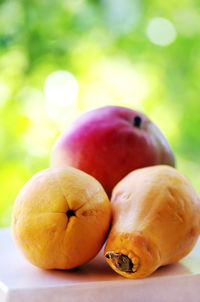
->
(133, 116), (142, 128)
(105, 252), (138, 273)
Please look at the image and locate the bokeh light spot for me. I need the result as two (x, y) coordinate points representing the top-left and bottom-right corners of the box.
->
(44, 70), (79, 126)
(44, 70), (79, 107)
(146, 17), (177, 46)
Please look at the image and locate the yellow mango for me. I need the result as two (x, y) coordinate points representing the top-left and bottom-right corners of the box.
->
(104, 165), (200, 278)
(12, 166), (111, 269)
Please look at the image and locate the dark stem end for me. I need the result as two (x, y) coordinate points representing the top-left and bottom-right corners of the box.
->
(105, 252), (138, 273)
(133, 116), (142, 128)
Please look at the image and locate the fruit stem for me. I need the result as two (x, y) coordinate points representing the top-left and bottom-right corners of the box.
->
(133, 116), (142, 128)
(105, 252), (139, 273)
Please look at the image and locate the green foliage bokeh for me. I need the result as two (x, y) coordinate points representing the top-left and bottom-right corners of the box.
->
(1, 0), (200, 227)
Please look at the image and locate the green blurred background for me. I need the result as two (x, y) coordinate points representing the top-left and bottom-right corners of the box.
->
(0, 0), (200, 227)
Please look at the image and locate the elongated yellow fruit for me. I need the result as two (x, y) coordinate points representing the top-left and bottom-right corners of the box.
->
(104, 165), (200, 278)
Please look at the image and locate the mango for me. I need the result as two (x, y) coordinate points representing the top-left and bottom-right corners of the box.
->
(51, 106), (175, 197)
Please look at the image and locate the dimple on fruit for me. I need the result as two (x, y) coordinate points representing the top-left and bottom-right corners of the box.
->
(11, 166), (111, 269)
(104, 165), (200, 278)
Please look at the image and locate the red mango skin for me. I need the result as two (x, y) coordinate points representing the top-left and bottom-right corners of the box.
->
(51, 106), (175, 197)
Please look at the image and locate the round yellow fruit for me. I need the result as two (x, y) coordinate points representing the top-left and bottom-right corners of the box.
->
(11, 166), (111, 269)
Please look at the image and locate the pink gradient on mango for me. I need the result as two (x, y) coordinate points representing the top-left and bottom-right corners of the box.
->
(51, 106), (175, 197)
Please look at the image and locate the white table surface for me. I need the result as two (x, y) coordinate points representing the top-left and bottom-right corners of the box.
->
(1, 228), (200, 302)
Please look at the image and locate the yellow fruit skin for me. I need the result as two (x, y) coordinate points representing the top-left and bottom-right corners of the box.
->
(104, 165), (200, 278)
(11, 167), (111, 269)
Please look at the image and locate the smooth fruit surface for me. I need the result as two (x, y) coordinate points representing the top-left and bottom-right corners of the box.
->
(104, 165), (200, 278)
(11, 166), (111, 269)
(51, 106), (175, 197)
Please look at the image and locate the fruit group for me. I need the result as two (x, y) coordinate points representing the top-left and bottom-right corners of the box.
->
(11, 166), (111, 269)
(104, 165), (200, 278)
(51, 106), (175, 197)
